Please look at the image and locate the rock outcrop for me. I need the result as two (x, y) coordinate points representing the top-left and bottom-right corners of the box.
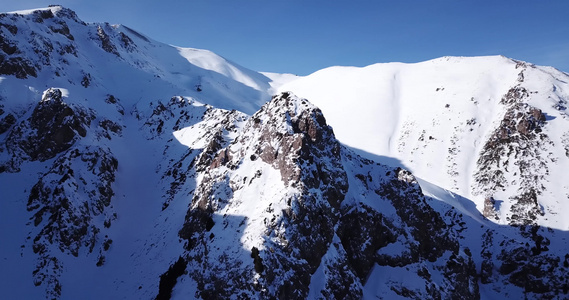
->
(166, 93), (478, 299)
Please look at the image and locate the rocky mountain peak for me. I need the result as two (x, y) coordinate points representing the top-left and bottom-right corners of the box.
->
(229, 92), (346, 206)
(0, 6), (86, 79)
(172, 92), (352, 298)
(2, 87), (94, 171)
(153, 91), (480, 299)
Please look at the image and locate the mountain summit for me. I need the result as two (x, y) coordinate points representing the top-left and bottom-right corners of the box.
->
(1, 6), (569, 300)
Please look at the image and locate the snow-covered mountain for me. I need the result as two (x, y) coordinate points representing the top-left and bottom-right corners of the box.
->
(1, 6), (569, 300)
(277, 56), (569, 230)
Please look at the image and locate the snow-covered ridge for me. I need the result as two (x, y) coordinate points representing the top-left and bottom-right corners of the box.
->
(7, 5), (63, 15)
(0, 5), (274, 114)
(176, 47), (271, 92)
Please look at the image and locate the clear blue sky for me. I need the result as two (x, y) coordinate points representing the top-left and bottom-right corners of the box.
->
(3, 1), (569, 75)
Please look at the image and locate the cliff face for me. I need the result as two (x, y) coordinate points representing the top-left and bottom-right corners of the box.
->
(1, 6), (569, 300)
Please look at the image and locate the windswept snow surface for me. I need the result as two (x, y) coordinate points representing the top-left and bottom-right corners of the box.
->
(279, 56), (518, 172)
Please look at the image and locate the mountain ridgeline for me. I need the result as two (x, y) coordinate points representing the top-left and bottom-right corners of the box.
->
(1, 6), (569, 300)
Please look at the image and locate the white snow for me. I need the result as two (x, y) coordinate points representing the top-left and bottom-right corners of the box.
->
(261, 72), (300, 96)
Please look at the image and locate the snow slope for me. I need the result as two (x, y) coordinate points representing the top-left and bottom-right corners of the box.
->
(278, 56), (569, 230)
(0, 5), (273, 115)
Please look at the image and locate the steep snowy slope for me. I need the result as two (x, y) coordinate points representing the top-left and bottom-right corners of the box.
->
(0, 5), (273, 114)
(278, 56), (569, 229)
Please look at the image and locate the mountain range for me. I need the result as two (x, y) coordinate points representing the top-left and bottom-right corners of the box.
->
(1, 6), (569, 299)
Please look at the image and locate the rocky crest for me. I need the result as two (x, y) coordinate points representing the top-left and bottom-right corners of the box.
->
(0, 6), (84, 79)
(164, 93), (478, 299)
(5, 88), (93, 164)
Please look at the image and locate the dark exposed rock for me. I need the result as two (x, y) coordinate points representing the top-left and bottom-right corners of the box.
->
(378, 169), (456, 263)
(493, 103), (546, 141)
(32, 253), (63, 299)
(314, 238), (362, 299)
(496, 236), (566, 297)
(32, 9), (54, 23)
(81, 73), (91, 87)
(49, 20), (74, 40)
(156, 257), (187, 300)
(338, 204), (397, 278)
(6, 88), (94, 162)
(119, 32), (135, 51)
(480, 230), (495, 284)
(105, 94), (124, 115)
(509, 189), (543, 226)
(247, 93), (348, 207)
(501, 86), (529, 105)
(98, 119), (123, 139)
(0, 112), (16, 134)
(97, 25), (120, 56)
(51, 6), (85, 25)
(57, 43), (77, 57)
(0, 22), (18, 34)
(0, 34), (19, 55)
(178, 208), (214, 250)
(443, 252), (479, 300)
(0, 55), (37, 78)
(473, 93), (549, 227)
(250, 247), (265, 274)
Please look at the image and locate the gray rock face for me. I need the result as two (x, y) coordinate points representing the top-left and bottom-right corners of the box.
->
(473, 85), (549, 226)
